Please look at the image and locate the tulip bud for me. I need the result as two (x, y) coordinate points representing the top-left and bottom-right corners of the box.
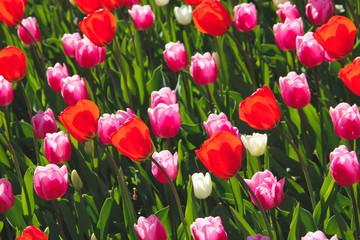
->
(134, 215), (167, 240)
(273, 18), (303, 51)
(163, 41), (189, 72)
(190, 52), (218, 85)
(174, 5), (192, 25)
(62, 33), (82, 58)
(44, 131), (71, 164)
(279, 72), (311, 109)
(241, 133), (267, 157)
(69, 0), (76, 5)
(84, 141), (93, 155)
(151, 87), (177, 109)
(91, 233), (97, 240)
(191, 216), (227, 240)
(128, 5), (155, 30)
(0, 75), (14, 106)
(61, 75), (89, 106)
(212, 52), (220, 68)
(296, 32), (324, 68)
(191, 172), (212, 199)
(32, 108), (58, 139)
(276, 1), (299, 23)
(71, 170), (84, 191)
(329, 103), (360, 140)
(151, 151), (178, 183)
(17, 17), (41, 45)
(46, 63), (70, 93)
(155, 0), (169, 7)
(148, 103), (181, 138)
(273, 0), (287, 6)
(0, 178), (14, 213)
(234, 3), (257, 32)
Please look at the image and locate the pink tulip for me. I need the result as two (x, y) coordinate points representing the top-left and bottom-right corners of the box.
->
(62, 33), (82, 58)
(124, 0), (141, 7)
(151, 150), (178, 183)
(279, 72), (311, 109)
(0, 178), (14, 213)
(33, 164), (68, 200)
(329, 103), (360, 140)
(244, 170), (285, 210)
(247, 234), (270, 240)
(75, 37), (106, 68)
(151, 87), (177, 108)
(61, 75), (89, 106)
(163, 41), (189, 72)
(31, 108), (58, 139)
(17, 17), (41, 45)
(0, 75), (14, 106)
(190, 216), (227, 240)
(128, 5), (155, 30)
(301, 231), (339, 240)
(115, 108), (137, 125)
(233, 3), (257, 32)
(306, 0), (333, 26)
(203, 112), (238, 138)
(296, 32), (324, 67)
(44, 131), (71, 164)
(134, 214), (167, 240)
(329, 145), (360, 187)
(273, 18), (303, 51)
(46, 63), (70, 93)
(190, 52), (218, 85)
(148, 103), (181, 138)
(276, 1), (300, 23)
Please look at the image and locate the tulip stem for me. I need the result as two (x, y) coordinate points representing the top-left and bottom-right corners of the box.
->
(2, 213), (12, 239)
(203, 198), (209, 217)
(246, 32), (257, 87)
(165, 184), (177, 240)
(298, 109), (311, 159)
(235, 174), (274, 240)
(52, 200), (66, 240)
(205, 85), (214, 112)
(349, 185), (360, 240)
(270, 208), (280, 240)
(213, 36), (224, 97)
(2, 106), (13, 140)
(118, 10), (139, 65)
(150, 157), (191, 240)
(343, 0), (360, 32)
(87, 69), (98, 105)
(180, 70), (192, 110)
(290, 51), (298, 73)
(166, 138), (173, 154)
(276, 126), (316, 210)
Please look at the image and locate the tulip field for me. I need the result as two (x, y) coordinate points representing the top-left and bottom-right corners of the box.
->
(1, 0), (360, 239)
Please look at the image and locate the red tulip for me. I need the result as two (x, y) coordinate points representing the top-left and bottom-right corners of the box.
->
(314, 16), (356, 60)
(184, 0), (203, 6)
(338, 57), (360, 96)
(59, 99), (100, 143)
(0, 46), (26, 82)
(239, 85), (282, 130)
(195, 131), (243, 180)
(16, 226), (48, 240)
(193, 0), (232, 36)
(102, 0), (124, 11)
(110, 117), (154, 162)
(79, 9), (116, 47)
(73, 0), (102, 14)
(0, 0), (24, 27)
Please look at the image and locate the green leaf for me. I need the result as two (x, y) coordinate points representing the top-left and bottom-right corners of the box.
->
(287, 203), (300, 240)
(96, 198), (114, 240)
(21, 166), (35, 217)
(6, 196), (27, 231)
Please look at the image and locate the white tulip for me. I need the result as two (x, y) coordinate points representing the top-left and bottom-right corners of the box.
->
(192, 172), (212, 199)
(155, 0), (169, 7)
(241, 133), (267, 157)
(174, 5), (192, 25)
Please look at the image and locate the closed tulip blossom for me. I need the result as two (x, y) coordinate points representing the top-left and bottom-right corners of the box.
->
(339, 57), (360, 96)
(75, 37), (106, 69)
(0, 75), (14, 106)
(32, 108), (58, 139)
(301, 231), (338, 240)
(148, 103), (181, 138)
(203, 112), (238, 138)
(244, 170), (285, 210)
(128, 5), (155, 30)
(124, 0), (141, 7)
(155, 0), (168, 6)
(163, 41), (189, 72)
(273, 18), (303, 51)
(151, 87), (177, 108)
(241, 133), (267, 157)
(33, 164), (68, 200)
(190, 216), (227, 240)
(61, 33), (82, 58)
(192, 172), (212, 199)
(273, 0), (287, 6)
(44, 131), (71, 164)
(276, 1), (300, 23)
(279, 72), (311, 109)
(247, 234), (270, 240)
(296, 32), (324, 67)
(46, 63), (69, 93)
(17, 17), (41, 45)
(174, 5), (192, 25)
(16, 226), (48, 240)
(190, 52), (218, 85)
(0, 46), (26, 82)
(61, 75), (89, 106)
(329, 103), (360, 140)
(151, 151), (178, 183)
(0, 178), (14, 213)
(134, 215), (167, 240)
(234, 3), (257, 32)
(305, 0), (333, 26)
(0, 0), (25, 27)
(71, 170), (83, 192)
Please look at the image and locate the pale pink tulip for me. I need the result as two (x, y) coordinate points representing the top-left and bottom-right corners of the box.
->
(234, 3), (257, 32)
(329, 103), (360, 140)
(151, 150), (178, 183)
(46, 63), (69, 93)
(44, 131), (71, 164)
(31, 108), (58, 139)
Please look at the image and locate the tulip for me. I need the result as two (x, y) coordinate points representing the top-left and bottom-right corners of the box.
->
(61, 75), (89, 106)
(174, 5), (192, 25)
(241, 133), (267, 157)
(79, 9), (116, 47)
(273, 0), (287, 6)
(16, 226), (48, 240)
(184, 0), (203, 6)
(301, 231), (339, 240)
(61, 33), (82, 58)
(305, 0), (333, 26)
(31, 108), (58, 139)
(163, 41), (189, 72)
(0, 0), (25, 27)
(247, 234), (270, 240)
(110, 117), (154, 161)
(244, 170), (285, 210)
(71, 170), (83, 191)
(212, 52), (220, 68)
(124, 0), (141, 7)
(73, 0), (102, 14)
(134, 215), (167, 240)
(273, 18), (303, 51)
(0, 75), (14, 106)
(192, 172), (212, 199)
(296, 32), (324, 67)
(44, 131), (71, 164)
(329, 103), (360, 140)
(190, 52), (218, 85)
(46, 63), (69, 93)
(329, 145), (360, 187)
(196, 131), (243, 180)
(276, 1), (300, 23)
(151, 87), (177, 108)
(17, 17), (41, 45)
(151, 151), (178, 183)
(75, 37), (106, 68)
(190, 216), (227, 240)
(90, 233), (97, 240)
(102, 0), (124, 11)
(148, 103), (181, 138)
(239, 85), (282, 130)
(128, 5), (155, 30)
(279, 72), (311, 109)
(0, 178), (14, 213)
(34, 164), (68, 200)
(193, 0), (232, 36)
(0, 46), (26, 82)
(59, 99), (100, 143)
(339, 57), (360, 96)
(234, 3), (257, 32)
(155, 0), (169, 7)
(314, 16), (356, 60)
(203, 112), (238, 138)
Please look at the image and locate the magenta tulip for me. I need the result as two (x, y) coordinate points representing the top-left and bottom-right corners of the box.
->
(190, 52), (218, 85)
(134, 214), (167, 240)
(75, 37), (106, 68)
(61, 33), (82, 58)
(296, 32), (324, 67)
(273, 18), (303, 51)
(163, 41), (189, 72)
(233, 3), (257, 32)
(17, 17), (41, 45)
(151, 87), (177, 109)
(203, 112), (238, 138)
(329, 103), (360, 140)
(148, 103), (181, 138)
(0, 178), (14, 213)
(190, 216), (227, 240)
(46, 63), (70, 93)
(124, 0), (141, 7)
(151, 150), (178, 183)
(306, 0), (333, 26)
(44, 131), (71, 164)
(302, 231), (338, 240)
(128, 5), (155, 30)
(0, 75), (14, 106)
(276, 1), (300, 23)
(31, 108), (58, 139)
(61, 75), (89, 106)
(247, 234), (270, 240)
(279, 72), (311, 109)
